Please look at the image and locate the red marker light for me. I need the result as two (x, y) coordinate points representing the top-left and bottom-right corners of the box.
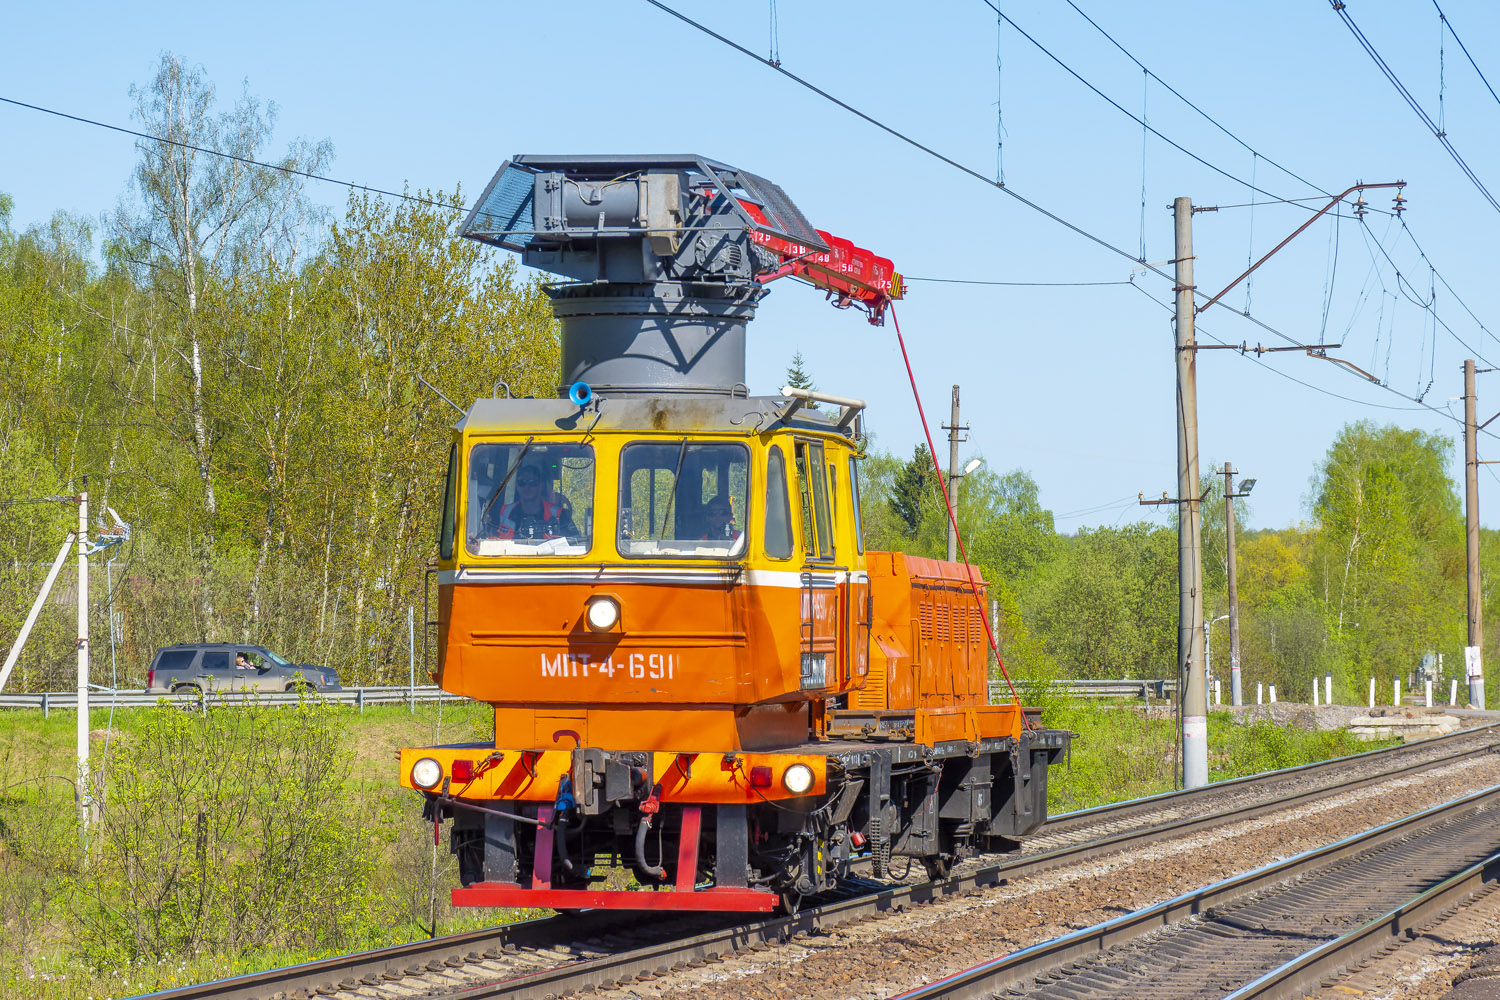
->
(451, 759), (475, 783)
(749, 765), (773, 788)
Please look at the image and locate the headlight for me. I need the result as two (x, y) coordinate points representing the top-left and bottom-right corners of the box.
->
(586, 596), (620, 632)
(410, 757), (443, 790)
(782, 763), (815, 795)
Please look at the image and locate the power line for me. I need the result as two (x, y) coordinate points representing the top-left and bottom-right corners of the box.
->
(9, 10), (1492, 384)
(1058, 0), (1332, 199)
(644, 0), (1374, 362)
(641, 0), (1174, 283)
(1039, 1), (1500, 366)
(979, 0), (1300, 206)
(1329, 1), (1500, 215)
(904, 276), (1131, 287)
(0, 95), (463, 214)
(1431, 0), (1500, 111)
(1131, 280), (1500, 439)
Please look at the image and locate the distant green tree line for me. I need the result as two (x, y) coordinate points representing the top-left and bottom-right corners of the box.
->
(858, 420), (1486, 704)
(0, 54), (558, 690)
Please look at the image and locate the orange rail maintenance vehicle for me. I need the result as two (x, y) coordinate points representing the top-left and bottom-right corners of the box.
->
(399, 156), (1070, 913)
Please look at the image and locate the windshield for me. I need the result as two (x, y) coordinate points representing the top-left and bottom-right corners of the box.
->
(618, 441), (748, 558)
(468, 442), (595, 557)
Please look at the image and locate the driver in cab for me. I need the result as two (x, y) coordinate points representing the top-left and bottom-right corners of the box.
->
(485, 464), (578, 541)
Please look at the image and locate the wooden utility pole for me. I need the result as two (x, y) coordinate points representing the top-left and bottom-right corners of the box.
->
(1174, 198), (1208, 788)
(1224, 462), (1244, 707)
(943, 385), (968, 563)
(1464, 360), (1486, 709)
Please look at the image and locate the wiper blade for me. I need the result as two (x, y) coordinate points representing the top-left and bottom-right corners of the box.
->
(479, 435), (535, 526)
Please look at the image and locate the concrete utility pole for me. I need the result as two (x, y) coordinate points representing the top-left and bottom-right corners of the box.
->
(943, 385), (969, 563)
(1464, 360), (1486, 709)
(1174, 198), (1209, 789)
(77, 475), (91, 832)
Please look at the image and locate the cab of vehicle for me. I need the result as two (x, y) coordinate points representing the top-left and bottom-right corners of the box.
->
(433, 393), (870, 753)
(145, 643), (341, 694)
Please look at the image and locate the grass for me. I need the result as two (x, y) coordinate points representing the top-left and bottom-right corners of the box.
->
(0, 696), (1397, 1000)
(1043, 701), (1397, 813)
(0, 698), (527, 1000)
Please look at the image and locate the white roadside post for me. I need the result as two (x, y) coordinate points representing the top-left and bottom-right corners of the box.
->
(1257, 682), (1263, 705)
(1369, 677), (1376, 708)
(1452, 679), (1460, 707)
(1312, 680), (1319, 707)
(1269, 684), (1277, 703)
(1425, 679), (1433, 707)
(1394, 678), (1402, 706)
(1325, 674), (1332, 705)
(408, 604), (416, 713)
(76, 479), (90, 835)
(1466, 645), (1485, 709)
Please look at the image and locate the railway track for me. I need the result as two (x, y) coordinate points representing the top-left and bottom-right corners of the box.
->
(132, 722), (1500, 1000)
(894, 783), (1500, 999)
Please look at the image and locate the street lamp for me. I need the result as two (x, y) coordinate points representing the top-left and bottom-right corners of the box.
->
(1223, 464), (1256, 706)
(947, 457), (984, 561)
(1206, 614), (1229, 703)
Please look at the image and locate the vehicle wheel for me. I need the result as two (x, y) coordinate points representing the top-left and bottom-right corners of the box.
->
(777, 888), (802, 916)
(922, 855), (953, 881)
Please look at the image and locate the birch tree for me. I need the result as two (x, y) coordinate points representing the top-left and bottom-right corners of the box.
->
(109, 53), (331, 636)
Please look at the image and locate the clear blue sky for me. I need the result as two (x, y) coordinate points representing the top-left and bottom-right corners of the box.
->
(4, 1), (1500, 532)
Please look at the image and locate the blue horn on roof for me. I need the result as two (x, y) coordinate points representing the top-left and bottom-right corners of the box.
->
(568, 381), (593, 407)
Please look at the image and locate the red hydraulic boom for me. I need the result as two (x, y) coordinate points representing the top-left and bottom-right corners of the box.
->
(737, 198), (903, 325)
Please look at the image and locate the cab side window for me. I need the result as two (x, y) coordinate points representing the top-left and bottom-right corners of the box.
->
(794, 441), (833, 560)
(200, 650), (231, 674)
(850, 456), (865, 555)
(440, 444), (457, 560)
(764, 445), (794, 559)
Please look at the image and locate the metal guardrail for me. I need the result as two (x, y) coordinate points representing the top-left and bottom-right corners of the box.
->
(991, 678), (1178, 701)
(2, 680), (1175, 715)
(0, 685), (453, 716)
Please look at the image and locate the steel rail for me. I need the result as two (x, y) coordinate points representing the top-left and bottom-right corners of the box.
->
(1225, 852), (1500, 998)
(425, 734), (1500, 1000)
(1038, 719), (1500, 840)
(129, 909), (642, 1000)
(130, 724), (1499, 1000)
(889, 783), (1500, 1000)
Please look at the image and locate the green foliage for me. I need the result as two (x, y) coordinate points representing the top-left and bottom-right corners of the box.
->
(784, 349), (817, 403)
(0, 702), (510, 996)
(1208, 711), (1385, 780)
(886, 444), (932, 537)
(1023, 522), (1178, 678)
(0, 56), (559, 690)
(78, 698), (374, 962)
(1041, 703), (1398, 813)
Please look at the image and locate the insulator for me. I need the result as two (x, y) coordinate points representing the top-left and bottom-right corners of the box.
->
(1393, 192), (1407, 215)
(1353, 196), (1368, 217)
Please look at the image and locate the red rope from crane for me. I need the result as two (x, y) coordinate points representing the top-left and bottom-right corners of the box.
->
(889, 303), (1028, 721)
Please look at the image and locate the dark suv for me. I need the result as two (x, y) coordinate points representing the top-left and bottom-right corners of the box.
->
(145, 643), (342, 695)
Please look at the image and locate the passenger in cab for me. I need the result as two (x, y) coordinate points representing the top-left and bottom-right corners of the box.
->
(485, 464), (579, 541)
(699, 495), (741, 542)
